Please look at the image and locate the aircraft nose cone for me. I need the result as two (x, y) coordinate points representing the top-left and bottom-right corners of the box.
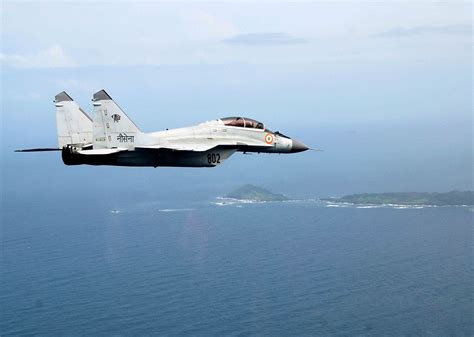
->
(291, 139), (309, 153)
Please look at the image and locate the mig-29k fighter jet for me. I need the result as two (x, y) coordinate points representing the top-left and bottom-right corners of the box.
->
(17, 90), (309, 167)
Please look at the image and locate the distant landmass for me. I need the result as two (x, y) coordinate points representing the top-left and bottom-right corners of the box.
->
(226, 185), (289, 202)
(322, 191), (474, 206)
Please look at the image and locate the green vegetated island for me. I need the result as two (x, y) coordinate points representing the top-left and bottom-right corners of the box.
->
(226, 184), (289, 202)
(322, 191), (474, 206)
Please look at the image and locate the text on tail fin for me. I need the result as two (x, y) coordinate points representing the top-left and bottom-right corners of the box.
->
(92, 89), (141, 149)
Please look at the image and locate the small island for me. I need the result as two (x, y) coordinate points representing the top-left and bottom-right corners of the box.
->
(322, 191), (474, 206)
(226, 184), (289, 202)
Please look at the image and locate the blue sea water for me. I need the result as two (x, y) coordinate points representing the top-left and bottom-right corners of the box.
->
(1, 195), (472, 336)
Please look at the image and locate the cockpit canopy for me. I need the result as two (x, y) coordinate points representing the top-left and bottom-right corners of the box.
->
(221, 117), (264, 130)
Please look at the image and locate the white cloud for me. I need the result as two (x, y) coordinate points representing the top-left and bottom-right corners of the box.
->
(0, 45), (76, 69)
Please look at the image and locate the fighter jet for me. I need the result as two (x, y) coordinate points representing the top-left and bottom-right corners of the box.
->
(16, 90), (309, 167)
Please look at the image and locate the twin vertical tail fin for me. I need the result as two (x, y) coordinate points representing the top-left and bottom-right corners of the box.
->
(55, 91), (93, 148)
(92, 90), (141, 149)
(16, 89), (140, 153)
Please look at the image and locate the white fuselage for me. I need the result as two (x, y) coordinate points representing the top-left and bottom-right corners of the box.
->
(48, 90), (308, 168)
(138, 119), (293, 153)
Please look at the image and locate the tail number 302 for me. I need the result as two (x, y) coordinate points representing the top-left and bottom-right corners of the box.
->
(207, 153), (221, 164)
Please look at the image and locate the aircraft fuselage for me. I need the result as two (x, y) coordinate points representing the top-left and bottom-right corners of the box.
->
(17, 90), (309, 168)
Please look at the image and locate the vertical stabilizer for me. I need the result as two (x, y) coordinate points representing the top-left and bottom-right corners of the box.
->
(92, 89), (141, 149)
(55, 91), (93, 148)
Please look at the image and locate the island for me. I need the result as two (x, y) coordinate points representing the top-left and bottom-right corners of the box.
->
(226, 184), (289, 202)
(322, 191), (474, 206)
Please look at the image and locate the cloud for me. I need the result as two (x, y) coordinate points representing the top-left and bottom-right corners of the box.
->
(0, 45), (76, 68)
(375, 24), (472, 38)
(222, 32), (308, 46)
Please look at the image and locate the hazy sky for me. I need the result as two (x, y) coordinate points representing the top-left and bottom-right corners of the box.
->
(1, 2), (471, 68)
(1, 1), (472, 198)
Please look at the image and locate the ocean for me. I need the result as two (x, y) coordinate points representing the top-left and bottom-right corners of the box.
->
(1, 194), (472, 336)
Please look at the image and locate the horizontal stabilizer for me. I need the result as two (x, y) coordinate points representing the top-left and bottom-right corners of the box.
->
(15, 148), (61, 152)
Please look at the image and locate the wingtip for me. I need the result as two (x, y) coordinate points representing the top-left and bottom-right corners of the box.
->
(93, 89), (112, 101)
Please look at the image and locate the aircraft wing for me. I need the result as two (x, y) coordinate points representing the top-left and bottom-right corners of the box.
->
(137, 143), (225, 152)
(136, 140), (273, 152)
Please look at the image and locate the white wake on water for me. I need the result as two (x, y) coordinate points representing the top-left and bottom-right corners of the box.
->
(212, 197), (319, 207)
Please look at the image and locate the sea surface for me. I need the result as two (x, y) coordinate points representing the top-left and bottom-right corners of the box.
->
(1, 195), (472, 336)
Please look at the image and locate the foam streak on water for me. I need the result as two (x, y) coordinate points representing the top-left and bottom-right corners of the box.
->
(1, 199), (472, 336)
